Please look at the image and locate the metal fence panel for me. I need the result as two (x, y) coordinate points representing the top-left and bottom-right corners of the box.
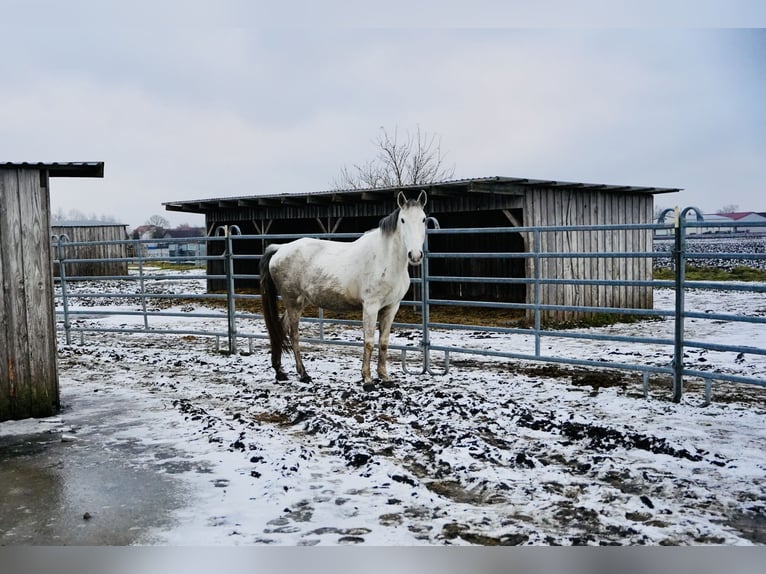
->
(52, 213), (766, 403)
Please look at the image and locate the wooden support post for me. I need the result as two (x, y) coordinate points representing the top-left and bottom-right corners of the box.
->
(1, 163), (103, 421)
(0, 169), (59, 420)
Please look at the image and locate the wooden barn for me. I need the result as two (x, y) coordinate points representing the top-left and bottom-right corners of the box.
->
(1, 161), (104, 421)
(164, 176), (679, 323)
(52, 221), (129, 278)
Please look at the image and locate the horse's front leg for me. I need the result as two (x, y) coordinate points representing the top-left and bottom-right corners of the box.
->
(376, 303), (399, 387)
(361, 304), (379, 390)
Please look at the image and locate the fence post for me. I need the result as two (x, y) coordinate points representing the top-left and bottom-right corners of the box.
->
(223, 225), (242, 354)
(403, 218), (441, 375)
(532, 228), (542, 357)
(55, 235), (72, 345)
(671, 206), (706, 402)
(135, 239), (149, 331)
(672, 207), (686, 402)
(420, 219), (435, 372)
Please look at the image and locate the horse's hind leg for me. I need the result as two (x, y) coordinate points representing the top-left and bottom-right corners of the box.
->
(286, 307), (311, 383)
(272, 344), (288, 381)
(268, 319), (286, 381)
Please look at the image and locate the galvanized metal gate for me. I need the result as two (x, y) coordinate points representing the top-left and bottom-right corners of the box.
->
(52, 209), (766, 403)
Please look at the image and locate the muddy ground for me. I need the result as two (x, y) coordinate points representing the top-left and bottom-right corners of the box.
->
(3, 328), (760, 546)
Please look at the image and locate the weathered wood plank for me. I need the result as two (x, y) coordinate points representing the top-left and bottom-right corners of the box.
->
(569, 191), (583, 319)
(583, 191), (596, 320)
(543, 190), (556, 321)
(558, 191), (567, 322)
(19, 170), (58, 415)
(0, 171), (11, 418)
(643, 196), (654, 309)
(616, 194), (626, 308)
(638, 194), (648, 307)
(594, 191), (604, 310)
(560, 191), (570, 322)
(41, 173), (60, 407)
(0, 170), (32, 419)
(546, 190), (557, 321)
(0, 169), (58, 420)
(524, 190), (540, 323)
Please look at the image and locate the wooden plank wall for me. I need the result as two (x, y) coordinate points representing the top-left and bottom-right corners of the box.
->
(524, 188), (654, 324)
(53, 225), (128, 277)
(0, 169), (59, 420)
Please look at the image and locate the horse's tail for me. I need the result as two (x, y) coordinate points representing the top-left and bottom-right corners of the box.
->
(259, 245), (290, 353)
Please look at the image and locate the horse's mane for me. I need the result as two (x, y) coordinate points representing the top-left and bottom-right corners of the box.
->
(378, 200), (421, 236)
(378, 208), (400, 236)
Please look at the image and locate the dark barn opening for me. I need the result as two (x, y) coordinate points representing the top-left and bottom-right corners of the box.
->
(427, 209), (526, 303)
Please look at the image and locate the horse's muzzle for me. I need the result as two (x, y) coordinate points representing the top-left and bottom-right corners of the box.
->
(408, 250), (423, 265)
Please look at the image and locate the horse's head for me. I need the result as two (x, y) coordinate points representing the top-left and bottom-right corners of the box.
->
(397, 190), (428, 265)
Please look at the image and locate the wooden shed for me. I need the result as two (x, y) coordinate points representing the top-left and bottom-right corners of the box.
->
(1, 162), (104, 421)
(164, 176), (679, 323)
(52, 222), (129, 278)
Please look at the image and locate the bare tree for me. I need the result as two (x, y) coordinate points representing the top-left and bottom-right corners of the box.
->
(51, 208), (117, 224)
(716, 204), (740, 214)
(145, 214), (170, 239)
(51, 207), (67, 224)
(333, 126), (455, 190)
(146, 214), (170, 228)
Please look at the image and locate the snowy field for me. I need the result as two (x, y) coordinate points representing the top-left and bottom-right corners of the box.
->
(2, 271), (765, 546)
(654, 234), (766, 271)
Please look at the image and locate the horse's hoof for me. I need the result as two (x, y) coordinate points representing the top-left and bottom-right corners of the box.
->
(275, 371), (289, 381)
(362, 381), (376, 392)
(300, 373), (313, 384)
(380, 380), (396, 389)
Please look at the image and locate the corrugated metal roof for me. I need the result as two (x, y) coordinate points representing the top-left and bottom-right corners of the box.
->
(1, 162), (104, 177)
(164, 175), (681, 214)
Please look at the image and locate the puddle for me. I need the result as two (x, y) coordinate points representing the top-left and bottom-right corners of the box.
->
(0, 404), (192, 544)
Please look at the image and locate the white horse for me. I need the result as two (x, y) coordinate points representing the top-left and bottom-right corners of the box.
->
(259, 191), (427, 390)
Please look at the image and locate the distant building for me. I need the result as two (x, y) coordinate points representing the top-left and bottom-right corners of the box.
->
(164, 226), (206, 260)
(52, 221), (129, 277)
(130, 224), (169, 240)
(702, 212), (766, 234)
(129, 224), (206, 261)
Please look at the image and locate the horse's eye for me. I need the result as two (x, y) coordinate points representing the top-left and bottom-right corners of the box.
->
(422, 217), (426, 222)
(401, 218), (405, 223)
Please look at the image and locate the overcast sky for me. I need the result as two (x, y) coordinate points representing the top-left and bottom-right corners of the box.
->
(1, 2), (765, 229)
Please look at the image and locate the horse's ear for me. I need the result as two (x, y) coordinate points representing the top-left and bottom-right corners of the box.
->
(417, 190), (428, 207)
(397, 191), (407, 209)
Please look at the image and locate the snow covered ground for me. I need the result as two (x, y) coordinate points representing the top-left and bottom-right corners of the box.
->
(654, 235), (766, 271)
(2, 272), (765, 546)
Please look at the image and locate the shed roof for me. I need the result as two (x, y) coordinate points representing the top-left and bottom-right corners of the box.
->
(52, 220), (127, 227)
(1, 162), (104, 177)
(163, 175), (681, 215)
